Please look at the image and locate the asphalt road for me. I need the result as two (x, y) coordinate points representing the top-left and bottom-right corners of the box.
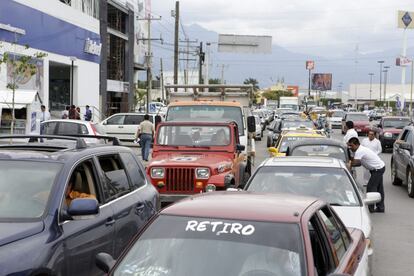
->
(253, 127), (414, 276)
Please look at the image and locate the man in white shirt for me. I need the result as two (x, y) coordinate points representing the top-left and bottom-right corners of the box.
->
(39, 105), (51, 135)
(348, 137), (385, 213)
(343, 121), (358, 143)
(361, 130), (382, 185)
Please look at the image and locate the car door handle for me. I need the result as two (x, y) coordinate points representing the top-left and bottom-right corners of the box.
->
(118, 126), (124, 128)
(105, 217), (116, 226)
(135, 203), (145, 214)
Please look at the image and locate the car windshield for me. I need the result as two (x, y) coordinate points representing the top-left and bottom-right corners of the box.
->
(279, 136), (322, 152)
(0, 160), (62, 219)
(332, 111), (345, 117)
(247, 166), (360, 207)
(383, 119), (410, 129)
(291, 145), (347, 161)
(166, 106), (244, 136)
(282, 120), (314, 129)
(347, 114), (368, 121)
(113, 215), (305, 276)
(157, 125), (231, 146)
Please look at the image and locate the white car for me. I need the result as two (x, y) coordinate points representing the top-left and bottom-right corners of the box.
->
(41, 119), (103, 143)
(244, 156), (380, 263)
(329, 109), (346, 128)
(99, 113), (157, 141)
(253, 115), (263, 140)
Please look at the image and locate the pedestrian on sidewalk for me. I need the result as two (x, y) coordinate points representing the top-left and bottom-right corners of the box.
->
(343, 121), (358, 143)
(84, 105), (92, 121)
(361, 130), (382, 185)
(61, 106), (70, 119)
(348, 137), (385, 213)
(136, 114), (154, 161)
(68, 105), (77, 119)
(75, 107), (81, 120)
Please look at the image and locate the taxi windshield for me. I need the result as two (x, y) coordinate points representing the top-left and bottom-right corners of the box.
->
(291, 145), (347, 161)
(0, 160), (62, 219)
(247, 166), (360, 207)
(157, 125), (231, 146)
(113, 215), (305, 276)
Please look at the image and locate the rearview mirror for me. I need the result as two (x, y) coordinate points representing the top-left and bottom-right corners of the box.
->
(236, 144), (245, 152)
(68, 198), (99, 219)
(102, 121), (107, 125)
(96, 252), (116, 273)
(247, 116), (256, 133)
(364, 192), (381, 205)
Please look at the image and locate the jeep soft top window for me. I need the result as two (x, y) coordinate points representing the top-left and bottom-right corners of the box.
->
(0, 161), (62, 219)
(157, 125), (231, 147)
(166, 106), (244, 136)
(113, 215), (305, 276)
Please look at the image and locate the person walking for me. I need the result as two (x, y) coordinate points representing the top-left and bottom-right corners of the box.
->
(75, 107), (81, 120)
(84, 105), (92, 121)
(136, 114), (154, 161)
(39, 105), (51, 134)
(343, 121), (358, 143)
(361, 130), (382, 185)
(348, 137), (385, 213)
(68, 105), (77, 119)
(61, 106), (70, 119)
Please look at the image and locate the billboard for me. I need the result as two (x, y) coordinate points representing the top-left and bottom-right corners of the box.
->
(311, 73), (332, 91)
(218, 34), (272, 54)
(287, 85), (299, 96)
(396, 56), (412, 66)
(398, 11), (414, 29)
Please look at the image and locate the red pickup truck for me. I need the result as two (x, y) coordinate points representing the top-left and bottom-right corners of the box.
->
(147, 121), (249, 204)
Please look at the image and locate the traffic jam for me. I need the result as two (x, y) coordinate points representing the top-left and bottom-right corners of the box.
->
(3, 82), (412, 276)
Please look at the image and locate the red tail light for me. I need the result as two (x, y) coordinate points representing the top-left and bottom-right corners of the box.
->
(90, 123), (98, 135)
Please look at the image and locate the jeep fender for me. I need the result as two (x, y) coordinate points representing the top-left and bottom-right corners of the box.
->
(208, 173), (234, 189)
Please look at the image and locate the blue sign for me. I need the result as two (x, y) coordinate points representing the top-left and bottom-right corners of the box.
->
(402, 12), (413, 28)
(149, 103), (157, 113)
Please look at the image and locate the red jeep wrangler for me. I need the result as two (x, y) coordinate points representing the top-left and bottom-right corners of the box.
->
(147, 121), (249, 203)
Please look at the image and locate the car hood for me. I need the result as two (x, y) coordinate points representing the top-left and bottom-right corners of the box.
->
(382, 127), (403, 134)
(150, 153), (233, 167)
(0, 221), (44, 246)
(353, 121), (370, 125)
(333, 206), (371, 238)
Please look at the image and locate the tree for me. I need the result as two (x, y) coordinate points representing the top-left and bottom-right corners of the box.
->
(243, 78), (260, 92)
(208, 78), (221, 92)
(0, 44), (46, 135)
(261, 90), (293, 101)
(134, 84), (147, 109)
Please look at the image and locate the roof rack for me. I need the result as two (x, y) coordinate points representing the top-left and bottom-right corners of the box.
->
(0, 135), (88, 149)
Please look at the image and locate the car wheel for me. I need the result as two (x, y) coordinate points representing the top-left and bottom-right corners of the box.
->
(267, 137), (272, 147)
(391, 160), (402, 186)
(261, 131), (263, 138)
(407, 169), (414, 198)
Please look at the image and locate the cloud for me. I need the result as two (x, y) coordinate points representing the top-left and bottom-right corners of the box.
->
(152, 0), (414, 57)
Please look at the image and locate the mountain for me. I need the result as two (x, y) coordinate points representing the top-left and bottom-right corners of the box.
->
(151, 23), (414, 90)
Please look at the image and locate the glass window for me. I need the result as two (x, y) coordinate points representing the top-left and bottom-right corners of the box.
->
(113, 215), (305, 276)
(0, 161), (62, 219)
(106, 115), (125, 125)
(166, 106), (244, 136)
(120, 153), (146, 189)
(404, 131), (412, 143)
(247, 166), (360, 207)
(279, 136), (323, 153)
(124, 115), (145, 125)
(346, 114), (368, 121)
(382, 119), (410, 129)
(157, 125), (231, 146)
(98, 155), (131, 201)
(42, 121), (58, 135)
(318, 208), (346, 261)
(291, 145), (346, 161)
(57, 122), (85, 135)
(282, 120), (314, 129)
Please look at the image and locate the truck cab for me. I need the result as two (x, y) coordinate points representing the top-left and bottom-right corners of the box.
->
(147, 121), (249, 204)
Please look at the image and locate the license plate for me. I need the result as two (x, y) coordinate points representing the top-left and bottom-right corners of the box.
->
(356, 129), (361, 132)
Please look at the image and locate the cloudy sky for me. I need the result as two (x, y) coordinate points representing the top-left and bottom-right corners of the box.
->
(151, 0), (414, 57)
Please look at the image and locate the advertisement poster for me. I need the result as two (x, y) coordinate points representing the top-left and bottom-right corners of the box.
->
(311, 73), (332, 91)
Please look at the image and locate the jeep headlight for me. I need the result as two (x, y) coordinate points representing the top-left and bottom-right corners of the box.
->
(195, 168), (210, 179)
(384, 132), (392, 138)
(151, 167), (165, 178)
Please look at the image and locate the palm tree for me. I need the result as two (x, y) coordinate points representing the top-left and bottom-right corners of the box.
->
(243, 78), (260, 91)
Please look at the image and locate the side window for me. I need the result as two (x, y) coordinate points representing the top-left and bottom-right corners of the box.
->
(97, 154), (131, 202)
(124, 115), (144, 125)
(318, 207), (347, 261)
(58, 122), (82, 135)
(120, 152), (146, 189)
(65, 159), (100, 206)
(43, 122), (58, 135)
(106, 115), (125, 125)
(400, 130), (409, 141)
(404, 130), (412, 143)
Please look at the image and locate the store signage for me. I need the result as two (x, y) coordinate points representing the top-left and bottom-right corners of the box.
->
(84, 38), (102, 56)
(306, 60), (314, 70)
(396, 56), (412, 67)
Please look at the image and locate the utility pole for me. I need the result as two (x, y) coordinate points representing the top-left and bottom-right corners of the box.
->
(410, 58), (413, 118)
(146, 13), (152, 113)
(160, 58), (165, 103)
(173, 1), (179, 91)
(204, 42), (211, 91)
(378, 60), (384, 104)
(369, 73), (374, 103)
(198, 42), (203, 84)
(218, 64), (229, 84)
(383, 66), (390, 105)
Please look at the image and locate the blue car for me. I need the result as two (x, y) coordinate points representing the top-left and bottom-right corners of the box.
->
(0, 135), (159, 276)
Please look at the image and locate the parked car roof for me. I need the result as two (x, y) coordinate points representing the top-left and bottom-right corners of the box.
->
(262, 156), (344, 168)
(161, 191), (320, 223)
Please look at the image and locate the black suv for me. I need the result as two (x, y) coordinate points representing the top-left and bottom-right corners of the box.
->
(0, 135), (159, 276)
(391, 126), (414, 197)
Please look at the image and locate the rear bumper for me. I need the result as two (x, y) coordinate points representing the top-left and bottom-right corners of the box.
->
(355, 126), (370, 135)
(380, 137), (396, 148)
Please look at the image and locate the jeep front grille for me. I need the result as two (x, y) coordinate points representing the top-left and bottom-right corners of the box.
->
(165, 168), (195, 193)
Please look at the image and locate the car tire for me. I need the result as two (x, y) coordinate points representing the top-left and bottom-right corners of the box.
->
(407, 169), (414, 198)
(261, 131), (263, 138)
(391, 160), (402, 186)
(267, 137), (272, 147)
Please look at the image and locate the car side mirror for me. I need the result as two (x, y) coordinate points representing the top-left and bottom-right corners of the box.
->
(400, 142), (412, 152)
(67, 198), (99, 219)
(102, 121), (107, 125)
(236, 144), (245, 152)
(96, 252), (116, 273)
(364, 192), (381, 205)
(247, 116), (256, 133)
(155, 115), (162, 128)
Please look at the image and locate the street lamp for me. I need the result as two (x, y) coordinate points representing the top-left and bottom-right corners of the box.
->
(69, 56), (77, 106)
(383, 66), (390, 103)
(377, 61), (384, 104)
(369, 73), (374, 103)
